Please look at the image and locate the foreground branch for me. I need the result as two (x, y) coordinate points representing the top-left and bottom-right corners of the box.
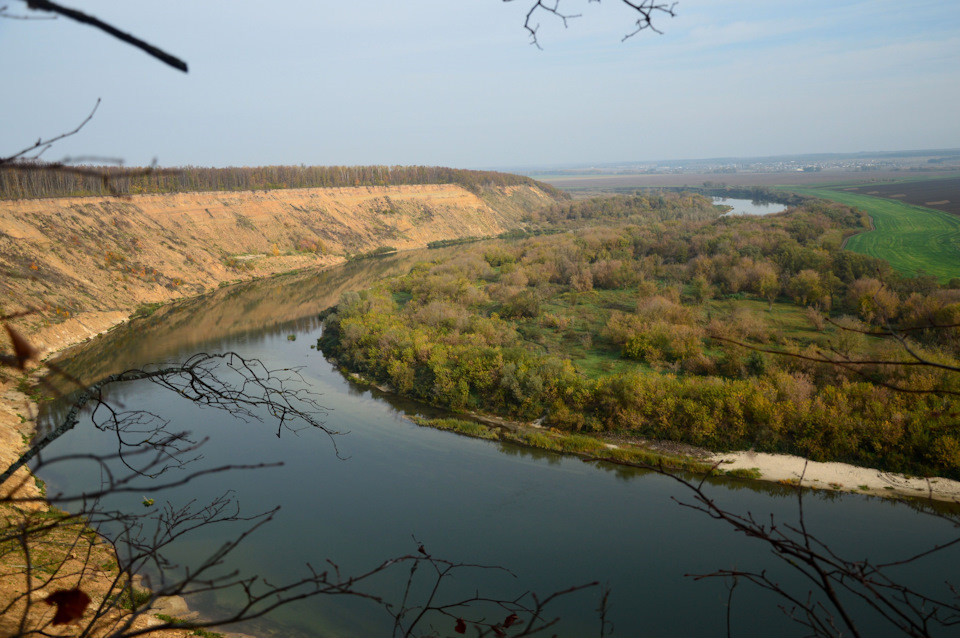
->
(22, 0), (188, 72)
(648, 463), (960, 638)
(2, 352), (336, 491)
(504, 0), (677, 48)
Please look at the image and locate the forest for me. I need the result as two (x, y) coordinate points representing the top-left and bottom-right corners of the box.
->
(0, 164), (567, 200)
(320, 191), (960, 478)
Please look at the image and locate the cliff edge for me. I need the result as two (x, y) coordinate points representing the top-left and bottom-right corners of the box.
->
(0, 182), (554, 353)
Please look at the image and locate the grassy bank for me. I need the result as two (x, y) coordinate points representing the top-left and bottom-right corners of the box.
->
(783, 187), (960, 282)
(408, 416), (715, 474)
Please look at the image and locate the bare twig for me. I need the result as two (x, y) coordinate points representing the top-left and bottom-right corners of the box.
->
(22, 0), (188, 72)
(1, 348), (603, 637)
(709, 334), (960, 396)
(0, 99), (101, 166)
(504, 0), (677, 48)
(620, 0), (678, 41)
(0, 3), (54, 18)
(1, 352), (337, 488)
(649, 463), (960, 638)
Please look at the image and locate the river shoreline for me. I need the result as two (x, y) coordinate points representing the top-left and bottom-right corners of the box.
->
(353, 373), (960, 504)
(708, 450), (960, 502)
(0, 270), (333, 637)
(4, 257), (959, 634)
(409, 412), (960, 503)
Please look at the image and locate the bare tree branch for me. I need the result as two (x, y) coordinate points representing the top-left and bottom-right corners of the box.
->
(646, 462), (960, 638)
(504, 0), (677, 49)
(0, 99), (101, 166)
(22, 0), (188, 72)
(0, 3), (54, 18)
(709, 334), (960, 396)
(1, 352), (338, 488)
(1, 349), (603, 636)
(620, 0), (678, 41)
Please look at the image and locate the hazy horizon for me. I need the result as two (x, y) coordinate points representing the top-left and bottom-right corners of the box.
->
(3, 1), (958, 169)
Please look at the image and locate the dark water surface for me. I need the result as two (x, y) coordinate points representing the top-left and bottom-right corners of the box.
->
(36, 251), (960, 637)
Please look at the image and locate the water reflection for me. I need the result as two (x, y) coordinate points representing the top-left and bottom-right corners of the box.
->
(715, 197), (789, 216)
(47, 247), (460, 392)
(34, 250), (960, 638)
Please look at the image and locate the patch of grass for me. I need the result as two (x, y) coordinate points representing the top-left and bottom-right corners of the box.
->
(16, 375), (33, 396)
(410, 417), (500, 440)
(599, 446), (715, 474)
(391, 290), (413, 307)
(34, 506), (72, 521)
(532, 291), (641, 379)
(784, 187), (960, 282)
(427, 236), (484, 249)
(112, 586), (152, 611)
(349, 246), (398, 261)
(415, 414), (712, 473)
(154, 614), (225, 637)
(511, 430), (563, 451)
(726, 467), (762, 480)
(132, 301), (164, 319)
(233, 212), (256, 231)
(558, 434), (610, 455)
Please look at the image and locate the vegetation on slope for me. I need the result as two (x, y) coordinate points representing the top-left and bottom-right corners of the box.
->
(0, 164), (568, 201)
(320, 197), (960, 477)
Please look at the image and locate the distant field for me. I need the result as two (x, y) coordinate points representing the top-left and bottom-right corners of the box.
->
(832, 176), (960, 216)
(534, 170), (960, 282)
(784, 187), (960, 282)
(533, 170), (955, 191)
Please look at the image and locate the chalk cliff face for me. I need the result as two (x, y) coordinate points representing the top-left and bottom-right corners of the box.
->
(0, 183), (553, 352)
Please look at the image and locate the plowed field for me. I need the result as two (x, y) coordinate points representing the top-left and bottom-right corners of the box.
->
(835, 177), (960, 216)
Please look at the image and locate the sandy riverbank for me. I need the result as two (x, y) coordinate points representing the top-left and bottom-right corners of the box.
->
(465, 408), (960, 503)
(710, 450), (960, 502)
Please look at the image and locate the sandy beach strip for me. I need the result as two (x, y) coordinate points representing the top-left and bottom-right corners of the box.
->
(710, 450), (960, 502)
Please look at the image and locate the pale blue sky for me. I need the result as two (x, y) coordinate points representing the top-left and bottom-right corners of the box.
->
(2, 0), (958, 168)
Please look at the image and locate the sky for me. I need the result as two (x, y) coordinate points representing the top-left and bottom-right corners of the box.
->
(2, 0), (958, 169)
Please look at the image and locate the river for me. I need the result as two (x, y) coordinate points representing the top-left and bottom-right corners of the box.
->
(715, 197), (789, 216)
(35, 250), (960, 637)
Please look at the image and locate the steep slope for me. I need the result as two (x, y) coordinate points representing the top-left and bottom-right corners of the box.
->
(0, 183), (555, 352)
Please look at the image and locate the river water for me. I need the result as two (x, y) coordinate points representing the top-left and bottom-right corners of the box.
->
(35, 250), (960, 637)
(715, 197), (789, 216)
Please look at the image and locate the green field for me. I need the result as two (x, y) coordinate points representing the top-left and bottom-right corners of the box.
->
(784, 186), (960, 282)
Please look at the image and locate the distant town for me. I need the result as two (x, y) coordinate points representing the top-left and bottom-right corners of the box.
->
(514, 148), (960, 179)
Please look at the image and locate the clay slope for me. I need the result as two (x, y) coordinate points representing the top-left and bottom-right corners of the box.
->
(0, 183), (552, 352)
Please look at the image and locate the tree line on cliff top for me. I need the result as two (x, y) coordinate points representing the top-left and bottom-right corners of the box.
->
(0, 164), (568, 201)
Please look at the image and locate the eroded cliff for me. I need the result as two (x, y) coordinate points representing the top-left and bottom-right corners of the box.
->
(0, 183), (553, 352)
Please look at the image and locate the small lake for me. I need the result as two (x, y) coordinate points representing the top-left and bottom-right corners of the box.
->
(715, 197), (789, 216)
(35, 251), (960, 637)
